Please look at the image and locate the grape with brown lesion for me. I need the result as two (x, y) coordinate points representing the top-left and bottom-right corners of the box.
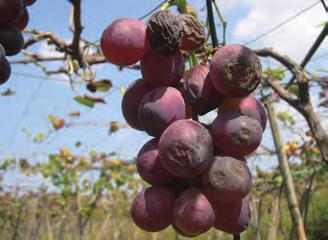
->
(159, 119), (213, 178)
(202, 155), (252, 203)
(210, 112), (263, 157)
(210, 44), (262, 97)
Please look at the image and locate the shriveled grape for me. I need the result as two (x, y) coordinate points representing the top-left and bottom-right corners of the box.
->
(210, 44), (262, 97)
(179, 14), (205, 51)
(211, 112), (263, 157)
(159, 119), (213, 178)
(202, 155), (252, 203)
(146, 10), (182, 56)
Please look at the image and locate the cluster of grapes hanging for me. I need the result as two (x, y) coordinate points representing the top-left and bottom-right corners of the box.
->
(100, 8), (267, 237)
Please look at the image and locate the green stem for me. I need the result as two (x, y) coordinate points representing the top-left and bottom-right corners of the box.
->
(172, 0), (199, 120)
(189, 51), (198, 66)
(213, 0), (227, 45)
(173, 0), (188, 13)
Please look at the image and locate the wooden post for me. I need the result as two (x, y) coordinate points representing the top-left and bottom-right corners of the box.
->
(265, 102), (307, 240)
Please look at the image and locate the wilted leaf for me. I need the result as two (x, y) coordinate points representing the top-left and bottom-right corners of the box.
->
(87, 79), (113, 93)
(1, 88), (15, 96)
(75, 141), (82, 148)
(111, 159), (122, 167)
(74, 95), (95, 108)
(75, 95), (106, 108)
(59, 147), (71, 158)
(284, 141), (299, 155)
(69, 111), (81, 117)
(109, 121), (120, 134)
(319, 99), (328, 107)
(84, 95), (106, 104)
(49, 115), (65, 130)
(19, 159), (30, 174)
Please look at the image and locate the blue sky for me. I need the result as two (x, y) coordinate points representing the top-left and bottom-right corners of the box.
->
(0, 0), (327, 187)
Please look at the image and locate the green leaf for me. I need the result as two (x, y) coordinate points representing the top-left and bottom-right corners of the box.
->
(22, 128), (32, 138)
(172, 0), (187, 13)
(33, 132), (45, 143)
(263, 67), (285, 81)
(82, 178), (91, 186)
(89, 150), (97, 161)
(0, 157), (15, 170)
(106, 183), (113, 190)
(120, 86), (126, 95)
(93, 182), (102, 194)
(277, 111), (295, 125)
(160, 2), (171, 10)
(74, 95), (95, 108)
(288, 85), (299, 95)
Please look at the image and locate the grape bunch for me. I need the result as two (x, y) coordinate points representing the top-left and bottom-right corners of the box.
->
(0, 0), (35, 85)
(101, 9), (267, 237)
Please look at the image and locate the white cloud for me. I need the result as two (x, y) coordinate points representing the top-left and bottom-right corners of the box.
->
(233, 0), (328, 61)
(37, 42), (65, 58)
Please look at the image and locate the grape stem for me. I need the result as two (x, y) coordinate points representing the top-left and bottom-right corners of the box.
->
(206, 0), (218, 47)
(212, 0), (227, 46)
(233, 234), (241, 240)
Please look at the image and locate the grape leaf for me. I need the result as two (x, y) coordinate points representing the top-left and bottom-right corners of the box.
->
(74, 95), (95, 108)
(87, 79), (112, 93)
(263, 67), (285, 81)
